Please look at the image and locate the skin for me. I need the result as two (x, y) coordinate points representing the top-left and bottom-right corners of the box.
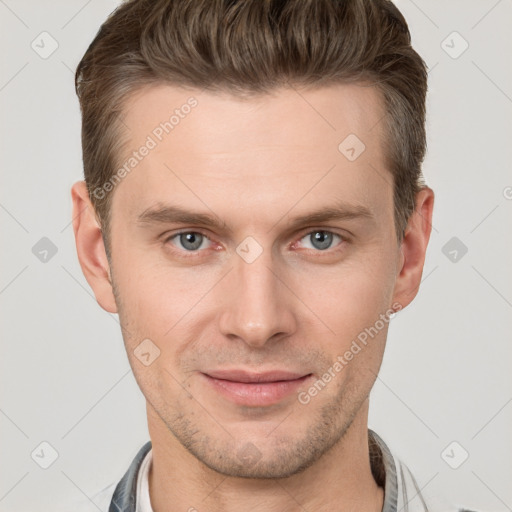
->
(72, 82), (434, 512)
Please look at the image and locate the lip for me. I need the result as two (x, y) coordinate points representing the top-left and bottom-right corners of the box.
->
(201, 370), (313, 407)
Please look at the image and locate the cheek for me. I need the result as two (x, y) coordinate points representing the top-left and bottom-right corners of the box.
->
(111, 240), (187, 326)
(111, 249), (223, 371)
(117, 275), (169, 335)
(294, 251), (396, 341)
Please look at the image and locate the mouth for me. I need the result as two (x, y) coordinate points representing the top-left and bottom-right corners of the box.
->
(200, 369), (313, 407)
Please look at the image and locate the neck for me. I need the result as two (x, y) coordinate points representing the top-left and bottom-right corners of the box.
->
(147, 400), (384, 512)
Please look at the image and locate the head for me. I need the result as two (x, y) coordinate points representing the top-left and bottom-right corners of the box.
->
(72, 0), (433, 479)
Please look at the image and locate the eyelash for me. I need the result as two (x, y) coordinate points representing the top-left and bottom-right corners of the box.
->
(162, 229), (347, 258)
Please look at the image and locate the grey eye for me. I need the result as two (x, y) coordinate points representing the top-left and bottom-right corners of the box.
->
(301, 231), (341, 251)
(176, 232), (207, 251)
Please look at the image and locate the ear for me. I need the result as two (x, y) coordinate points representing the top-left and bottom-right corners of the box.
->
(392, 187), (435, 309)
(71, 181), (118, 313)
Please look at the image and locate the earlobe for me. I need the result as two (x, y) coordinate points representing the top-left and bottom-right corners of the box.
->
(392, 187), (435, 309)
(71, 181), (118, 313)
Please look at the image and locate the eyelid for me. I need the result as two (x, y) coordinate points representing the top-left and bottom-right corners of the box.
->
(162, 228), (211, 242)
(295, 226), (349, 240)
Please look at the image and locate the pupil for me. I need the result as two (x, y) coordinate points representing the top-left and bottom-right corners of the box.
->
(312, 231), (332, 250)
(181, 232), (202, 250)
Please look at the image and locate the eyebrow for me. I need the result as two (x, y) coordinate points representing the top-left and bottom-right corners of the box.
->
(136, 201), (374, 233)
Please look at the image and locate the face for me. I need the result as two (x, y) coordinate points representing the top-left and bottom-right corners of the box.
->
(74, 82), (431, 479)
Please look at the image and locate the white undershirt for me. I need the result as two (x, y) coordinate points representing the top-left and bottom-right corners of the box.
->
(135, 448), (154, 512)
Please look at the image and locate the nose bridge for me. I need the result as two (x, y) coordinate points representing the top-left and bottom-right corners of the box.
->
(218, 241), (295, 347)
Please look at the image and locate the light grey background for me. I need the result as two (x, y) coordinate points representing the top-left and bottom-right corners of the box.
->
(1, 1), (511, 511)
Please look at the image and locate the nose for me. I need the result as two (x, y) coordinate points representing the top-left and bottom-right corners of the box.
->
(218, 247), (297, 348)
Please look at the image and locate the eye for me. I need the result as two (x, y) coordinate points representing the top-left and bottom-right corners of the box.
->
(298, 230), (344, 251)
(167, 231), (212, 252)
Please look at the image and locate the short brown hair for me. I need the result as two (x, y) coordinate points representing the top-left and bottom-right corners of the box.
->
(75, 0), (428, 249)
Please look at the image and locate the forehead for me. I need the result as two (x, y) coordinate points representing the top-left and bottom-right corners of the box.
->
(112, 82), (391, 226)
(121, 81), (385, 155)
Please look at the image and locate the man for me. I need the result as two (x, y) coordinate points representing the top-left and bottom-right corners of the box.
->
(71, 1), (476, 511)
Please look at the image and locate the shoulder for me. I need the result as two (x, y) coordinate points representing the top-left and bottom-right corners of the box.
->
(369, 430), (482, 512)
(92, 483), (118, 509)
(70, 441), (152, 511)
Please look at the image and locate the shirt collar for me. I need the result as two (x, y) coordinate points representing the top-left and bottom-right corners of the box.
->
(109, 428), (399, 512)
